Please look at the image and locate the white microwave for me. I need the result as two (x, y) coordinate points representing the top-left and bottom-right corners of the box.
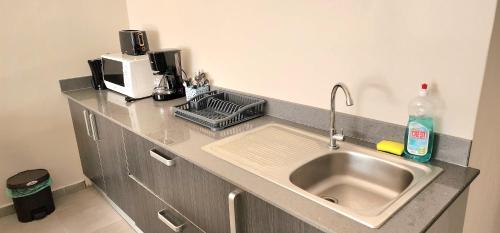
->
(101, 53), (155, 98)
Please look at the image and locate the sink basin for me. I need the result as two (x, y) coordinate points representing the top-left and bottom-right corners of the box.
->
(290, 149), (442, 228)
(290, 152), (414, 216)
(203, 123), (443, 228)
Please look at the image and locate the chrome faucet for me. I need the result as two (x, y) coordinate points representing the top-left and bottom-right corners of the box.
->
(329, 83), (354, 149)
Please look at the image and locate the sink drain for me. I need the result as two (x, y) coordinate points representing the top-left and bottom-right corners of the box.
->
(321, 195), (339, 204)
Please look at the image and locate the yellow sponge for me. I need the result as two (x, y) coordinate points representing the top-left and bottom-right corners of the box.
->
(376, 140), (404, 156)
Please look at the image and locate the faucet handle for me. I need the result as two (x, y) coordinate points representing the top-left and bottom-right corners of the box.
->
(336, 128), (345, 136)
(332, 128), (345, 141)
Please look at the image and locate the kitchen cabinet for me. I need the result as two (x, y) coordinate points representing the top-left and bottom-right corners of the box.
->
(235, 192), (324, 233)
(93, 114), (132, 216)
(68, 100), (106, 191)
(68, 100), (325, 233)
(69, 100), (148, 226)
(123, 128), (236, 233)
(174, 157), (236, 233)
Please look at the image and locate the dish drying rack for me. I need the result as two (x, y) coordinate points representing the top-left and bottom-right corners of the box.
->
(172, 90), (266, 131)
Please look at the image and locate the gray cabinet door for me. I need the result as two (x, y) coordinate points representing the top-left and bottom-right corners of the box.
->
(68, 100), (105, 191)
(237, 192), (324, 233)
(93, 115), (130, 212)
(123, 128), (236, 233)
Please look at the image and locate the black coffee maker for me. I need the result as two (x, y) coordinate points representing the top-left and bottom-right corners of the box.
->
(147, 49), (185, 101)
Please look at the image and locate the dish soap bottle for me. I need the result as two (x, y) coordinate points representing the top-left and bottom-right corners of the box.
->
(404, 83), (434, 162)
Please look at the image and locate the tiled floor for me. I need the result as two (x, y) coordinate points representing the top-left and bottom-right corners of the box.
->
(0, 187), (136, 233)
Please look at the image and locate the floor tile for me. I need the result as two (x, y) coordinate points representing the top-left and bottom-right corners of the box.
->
(55, 186), (105, 212)
(0, 212), (67, 233)
(0, 187), (135, 233)
(55, 196), (122, 233)
(91, 220), (136, 233)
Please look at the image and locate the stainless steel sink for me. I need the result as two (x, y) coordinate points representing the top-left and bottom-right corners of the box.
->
(289, 148), (442, 228)
(203, 124), (443, 228)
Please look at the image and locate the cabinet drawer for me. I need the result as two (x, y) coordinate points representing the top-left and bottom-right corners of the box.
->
(123, 129), (181, 205)
(128, 174), (203, 233)
(123, 129), (235, 233)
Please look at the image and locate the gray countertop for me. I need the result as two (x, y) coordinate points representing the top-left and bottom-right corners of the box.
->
(62, 88), (479, 233)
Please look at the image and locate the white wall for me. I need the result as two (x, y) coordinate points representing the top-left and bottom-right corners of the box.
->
(0, 0), (129, 206)
(464, 1), (500, 232)
(126, 0), (497, 139)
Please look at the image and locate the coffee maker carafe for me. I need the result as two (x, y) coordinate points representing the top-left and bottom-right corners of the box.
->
(147, 49), (185, 101)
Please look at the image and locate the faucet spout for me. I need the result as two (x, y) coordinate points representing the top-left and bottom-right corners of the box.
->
(330, 83), (354, 149)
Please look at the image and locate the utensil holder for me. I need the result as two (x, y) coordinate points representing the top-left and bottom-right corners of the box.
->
(185, 85), (210, 101)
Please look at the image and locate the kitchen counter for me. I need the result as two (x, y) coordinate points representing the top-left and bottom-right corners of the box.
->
(62, 88), (478, 233)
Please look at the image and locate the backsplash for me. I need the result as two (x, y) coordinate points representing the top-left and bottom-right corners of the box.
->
(216, 86), (472, 167)
(60, 77), (472, 166)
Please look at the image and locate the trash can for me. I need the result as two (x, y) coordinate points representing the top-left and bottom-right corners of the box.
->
(6, 169), (55, 222)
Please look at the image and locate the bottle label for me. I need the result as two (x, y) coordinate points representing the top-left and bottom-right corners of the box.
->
(407, 122), (429, 156)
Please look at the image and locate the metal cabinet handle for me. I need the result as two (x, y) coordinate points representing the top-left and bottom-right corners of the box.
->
(158, 209), (185, 232)
(228, 189), (243, 233)
(82, 110), (92, 137)
(149, 149), (176, 166)
(88, 113), (99, 141)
